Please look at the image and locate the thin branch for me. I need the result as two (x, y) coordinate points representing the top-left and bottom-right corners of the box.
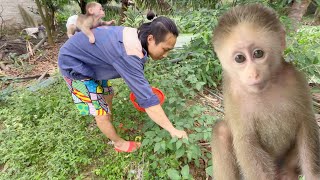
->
(204, 87), (223, 101)
(198, 92), (225, 114)
(0, 42), (6, 50)
(199, 142), (211, 146)
(1, 74), (50, 81)
(22, 36), (47, 60)
(0, 5), (4, 37)
(37, 69), (49, 82)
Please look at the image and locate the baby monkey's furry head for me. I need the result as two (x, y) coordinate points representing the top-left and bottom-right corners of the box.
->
(212, 4), (286, 93)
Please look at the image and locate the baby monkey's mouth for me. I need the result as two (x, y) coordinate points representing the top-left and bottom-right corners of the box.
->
(247, 80), (270, 93)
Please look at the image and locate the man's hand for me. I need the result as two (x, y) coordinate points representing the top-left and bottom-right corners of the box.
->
(169, 129), (188, 139)
(144, 104), (188, 139)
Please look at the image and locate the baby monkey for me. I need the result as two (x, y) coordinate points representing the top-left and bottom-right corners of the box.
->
(211, 4), (320, 180)
(66, 2), (115, 43)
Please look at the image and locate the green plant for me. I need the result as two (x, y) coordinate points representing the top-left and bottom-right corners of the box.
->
(285, 25), (320, 83)
(121, 6), (145, 28)
(175, 8), (219, 34)
(173, 9), (223, 88)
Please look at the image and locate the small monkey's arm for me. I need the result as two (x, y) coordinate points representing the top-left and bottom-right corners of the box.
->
(100, 20), (115, 26)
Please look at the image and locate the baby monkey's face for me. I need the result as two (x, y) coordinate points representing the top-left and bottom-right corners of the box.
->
(91, 4), (105, 18)
(216, 23), (283, 93)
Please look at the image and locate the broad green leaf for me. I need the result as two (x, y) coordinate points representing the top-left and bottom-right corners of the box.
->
(167, 168), (181, 180)
(182, 138), (189, 145)
(141, 139), (150, 146)
(187, 151), (193, 161)
(167, 142), (174, 150)
(175, 148), (185, 159)
(154, 137), (162, 142)
(181, 165), (190, 179)
(195, 82), (205, 91)
(206, 165), (213, 177)
(154, 142), (161, 152)
(176, 140), (183, 149)
(160, 141), (166, 150)
(170, 137), (178, 144)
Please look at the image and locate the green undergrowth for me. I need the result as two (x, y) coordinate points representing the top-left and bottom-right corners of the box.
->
(0, 69), (218, 179)
(285, 25), (320, 83)
(0, 78), (103, 179)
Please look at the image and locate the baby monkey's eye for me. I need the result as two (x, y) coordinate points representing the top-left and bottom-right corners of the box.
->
(253, 50), (264, 58)
(235, 55), (246, 63)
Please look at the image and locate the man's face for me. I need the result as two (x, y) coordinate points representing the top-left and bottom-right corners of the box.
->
(147, 33), (177, 60)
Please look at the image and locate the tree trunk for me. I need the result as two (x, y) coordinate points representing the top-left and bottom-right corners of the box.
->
(288, 0), (311, 30)
(42, 1), (54, 44)
(119, 0), (129, 24)
(35, 0), (53, 45)
(314, 7), (320, 25)
(0, 5), (4, 38)
(157, 0), (171, 13)
(77, 0), (87, 14)
(50, 9), (56, 33)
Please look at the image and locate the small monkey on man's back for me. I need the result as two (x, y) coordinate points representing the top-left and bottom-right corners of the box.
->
(66, 2), (115, 43)
(211, 4), (320, 180)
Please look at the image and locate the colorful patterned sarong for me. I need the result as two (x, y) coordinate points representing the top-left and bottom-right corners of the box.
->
(63, 76), (113, 116)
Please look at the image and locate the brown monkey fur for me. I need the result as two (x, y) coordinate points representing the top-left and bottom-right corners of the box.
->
(211, 4), (320, 180)
(67, 2), (115, 43)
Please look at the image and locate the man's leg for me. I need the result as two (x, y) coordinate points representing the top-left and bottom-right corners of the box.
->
(98, 80), (140, 151)
(95, 114), (124, 147)
(95, 114), (140, 151)
(103, 94), (113, 121)
(64, 77), (139, 152)
(100, 80), (114, 120)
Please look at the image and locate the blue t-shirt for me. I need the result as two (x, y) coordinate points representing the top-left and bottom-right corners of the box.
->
(58, 26), (159, 108)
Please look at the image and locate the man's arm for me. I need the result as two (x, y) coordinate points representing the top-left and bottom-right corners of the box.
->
(145, 104), (188, 138)
(112, 55), (187, 139)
